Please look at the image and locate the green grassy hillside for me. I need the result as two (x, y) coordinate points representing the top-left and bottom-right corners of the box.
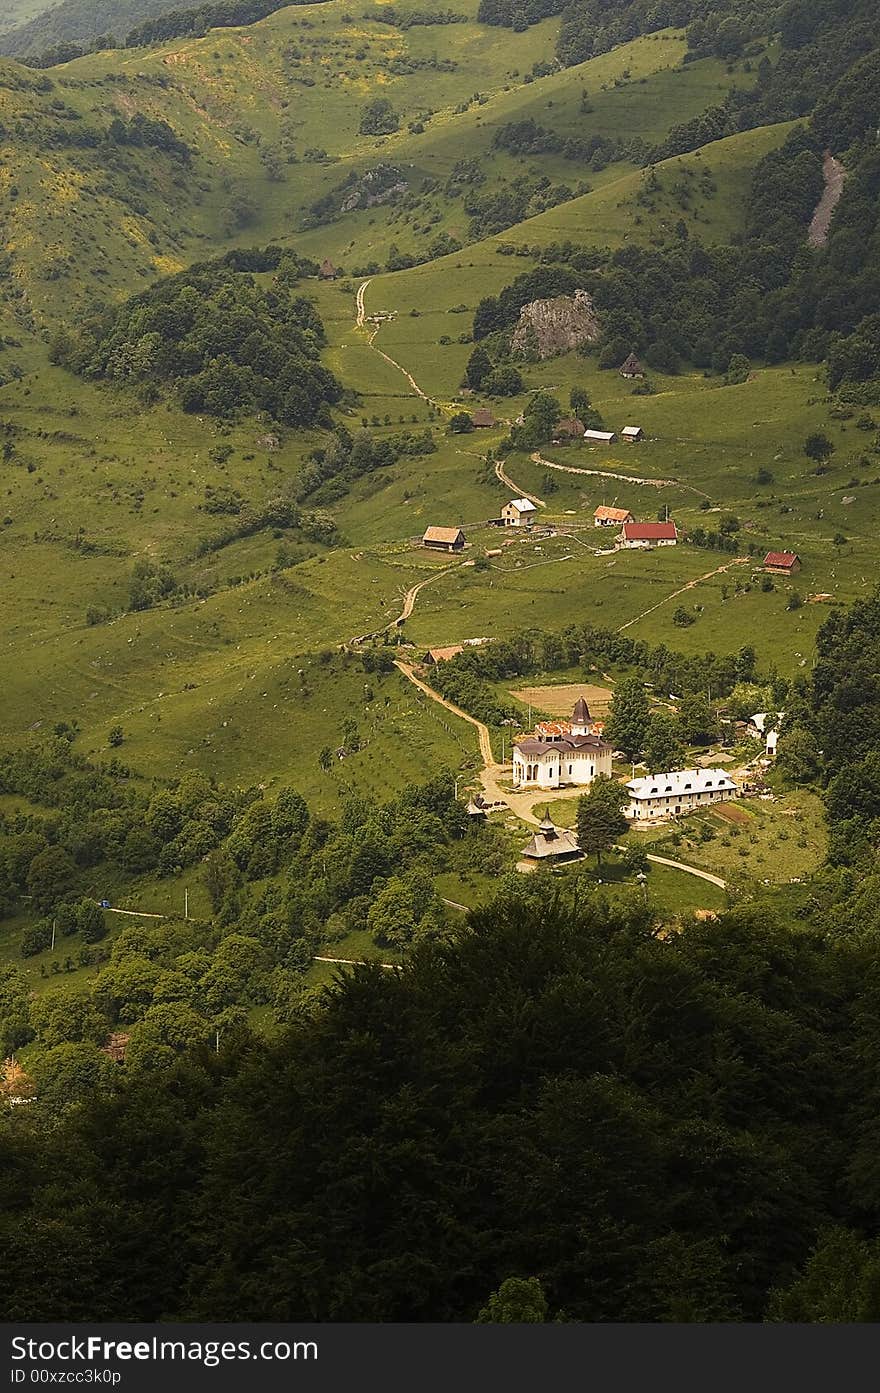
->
(0, 1), (836, 801)
(0, 0), (56, 36)
(0, 7), (765, 330)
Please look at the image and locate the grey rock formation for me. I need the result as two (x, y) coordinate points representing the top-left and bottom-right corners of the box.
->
(510, 288), (600, 359)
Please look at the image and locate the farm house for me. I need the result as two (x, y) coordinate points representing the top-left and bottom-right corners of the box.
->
(620, 521), (678, 548)
(594, 506), (634, 527)
(763, 550), (801, 575)
(501, 498), (537, 526)
(619, 353), (644, 378)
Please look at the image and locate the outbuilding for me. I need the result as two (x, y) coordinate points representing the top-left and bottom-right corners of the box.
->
(619, 353), (644, 379)
(319, 258), (338, 280)
(594, 505), (634, 527)
(521, 816), (583, 863)
(763, 550), (801, 575)
(422, 526), (465, 552)
(470, 407), (496, 428)
(621, 426), (643, 443)
(552, 417), (585, 443)
(584, 429), (617, 444)
(501, 498), (537, 527)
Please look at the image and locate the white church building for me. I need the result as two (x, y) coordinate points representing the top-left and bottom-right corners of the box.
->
(512, 698), (613, 791)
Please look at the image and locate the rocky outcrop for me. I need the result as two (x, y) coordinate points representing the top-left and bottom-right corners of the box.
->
(340, 164), (408, 214)
(510, 289), (600, 360)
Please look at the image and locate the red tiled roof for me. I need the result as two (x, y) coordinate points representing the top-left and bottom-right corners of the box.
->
(594, 505), (632, 522)
(763, 550), (799, 567)
(622, 521), (677, 541)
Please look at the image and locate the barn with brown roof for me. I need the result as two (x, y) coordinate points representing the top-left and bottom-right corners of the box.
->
(470, 407), (496, 428)
(552, 417), (585, 442)
(422, 526), (465, 553)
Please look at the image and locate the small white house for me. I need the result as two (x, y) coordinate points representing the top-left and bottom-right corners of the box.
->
(501, 497), (537, 527)
(621, 426), (643, 443)
(750, 711), (783, 757)
(626, 767), (737, 821)
(584, 429), (617, 444)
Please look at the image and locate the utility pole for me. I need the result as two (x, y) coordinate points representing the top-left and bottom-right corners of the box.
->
(184, 888), (189, 921)
(51, 918), (56, 952)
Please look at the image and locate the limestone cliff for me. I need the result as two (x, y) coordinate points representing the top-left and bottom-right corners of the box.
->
(510, 289), (600, 359)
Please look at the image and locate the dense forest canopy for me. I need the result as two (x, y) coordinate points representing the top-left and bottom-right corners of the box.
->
(52, 249), (342, 426)
(5, 599), (880, 1320)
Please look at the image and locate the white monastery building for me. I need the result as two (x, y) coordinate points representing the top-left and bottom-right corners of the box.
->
(501, 497), (537, 526)
(626, 767), (737, 820)
(512, 697), (612, 790)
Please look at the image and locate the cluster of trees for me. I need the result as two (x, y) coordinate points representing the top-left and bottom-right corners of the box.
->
(52, 253), (342, 426)
(492, 118), (618, 170)
(464, 174), (586, 241)
(777, 588), (880, 873)
(105, 113), (191, 161)
(602, 675), (721, 768)
(430, 626), (767, 737)
(359, 98), (400, 136)
(368, 6), (467, 26)
(462, 345), (523, 396)
(297, 425), (436, 505)
(0, 715), (493, 1066)
(6, 876), (880, 1321)
(124, 0), (311, 49)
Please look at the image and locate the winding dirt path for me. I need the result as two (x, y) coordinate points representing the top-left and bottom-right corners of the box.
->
(641, 854), (726, 889)
(531, 451), (707, 494)
(495, 458), (545, 507)
(395, 660), (494, 765)
(355, 278), (371, 327)
(617, 556), (750, 633)
(808, 153), (846, 248)
(356, 277), (433, 404)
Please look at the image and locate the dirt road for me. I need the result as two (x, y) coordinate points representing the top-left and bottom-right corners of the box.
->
(355, 278), (371, 327)
(617, 556), (750, 633)
(356, 278), (433, 403)
(531, 451), (676, 489)
(495, 459), (545, 507)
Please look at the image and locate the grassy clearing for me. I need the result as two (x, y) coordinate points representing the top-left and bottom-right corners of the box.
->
(636, 789), (828, 886)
